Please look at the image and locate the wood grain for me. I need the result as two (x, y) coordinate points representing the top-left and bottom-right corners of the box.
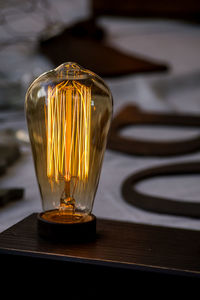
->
(0, 213), (200, 276)
(0, 213), (200, 294)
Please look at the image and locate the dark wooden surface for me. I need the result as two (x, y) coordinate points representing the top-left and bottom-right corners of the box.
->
(0, 213), (200, 276)
(1, 213), (200, 294)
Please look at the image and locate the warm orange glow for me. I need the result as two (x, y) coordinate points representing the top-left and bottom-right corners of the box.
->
(44, 80), (91, 190)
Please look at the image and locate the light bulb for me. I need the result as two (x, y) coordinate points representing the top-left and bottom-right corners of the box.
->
(25, 62), (113, 241)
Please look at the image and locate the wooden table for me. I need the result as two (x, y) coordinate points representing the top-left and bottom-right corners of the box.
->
(0, 213), (199, 294)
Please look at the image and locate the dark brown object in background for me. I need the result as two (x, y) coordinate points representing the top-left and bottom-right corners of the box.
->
(0, 213), (200, 292)
(107, 105), (200, 156)
(39, 18), (168, 78)
(122, 161), (200, 218)
(91, 0), (200, 21)
(0, 129), (20, 166)
(0, 129), (23, 206)
(0, 188), (24, 206)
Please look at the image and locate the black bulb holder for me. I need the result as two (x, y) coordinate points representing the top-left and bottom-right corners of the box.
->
(37, 211), (96, 243)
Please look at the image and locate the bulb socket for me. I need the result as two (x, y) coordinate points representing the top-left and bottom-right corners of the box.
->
(37, 211), (96, 242)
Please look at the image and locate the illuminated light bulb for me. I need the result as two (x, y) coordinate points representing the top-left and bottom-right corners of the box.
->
(25, 62), (113, 241)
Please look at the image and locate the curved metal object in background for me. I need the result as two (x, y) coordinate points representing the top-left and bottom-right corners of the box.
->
(107, 105), (200, 156)
(122, 161), (200, 218)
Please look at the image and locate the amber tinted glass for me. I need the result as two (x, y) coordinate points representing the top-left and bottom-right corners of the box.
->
(25, 63), (113, 222)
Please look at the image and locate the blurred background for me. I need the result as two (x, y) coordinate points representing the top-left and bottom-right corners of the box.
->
(0, 0), (200, 232)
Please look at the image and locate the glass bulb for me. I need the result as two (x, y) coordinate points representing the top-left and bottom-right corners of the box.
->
(25, 62), (113, 226)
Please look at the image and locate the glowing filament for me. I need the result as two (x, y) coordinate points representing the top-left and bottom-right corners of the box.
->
(45, 81), (91, 188)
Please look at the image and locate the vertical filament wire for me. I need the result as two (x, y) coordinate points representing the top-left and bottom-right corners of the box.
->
(45, 80), (91, 189)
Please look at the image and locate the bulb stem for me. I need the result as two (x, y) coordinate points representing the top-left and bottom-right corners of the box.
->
(59, 180), (75, 215)
(65, 180), (71, 197)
